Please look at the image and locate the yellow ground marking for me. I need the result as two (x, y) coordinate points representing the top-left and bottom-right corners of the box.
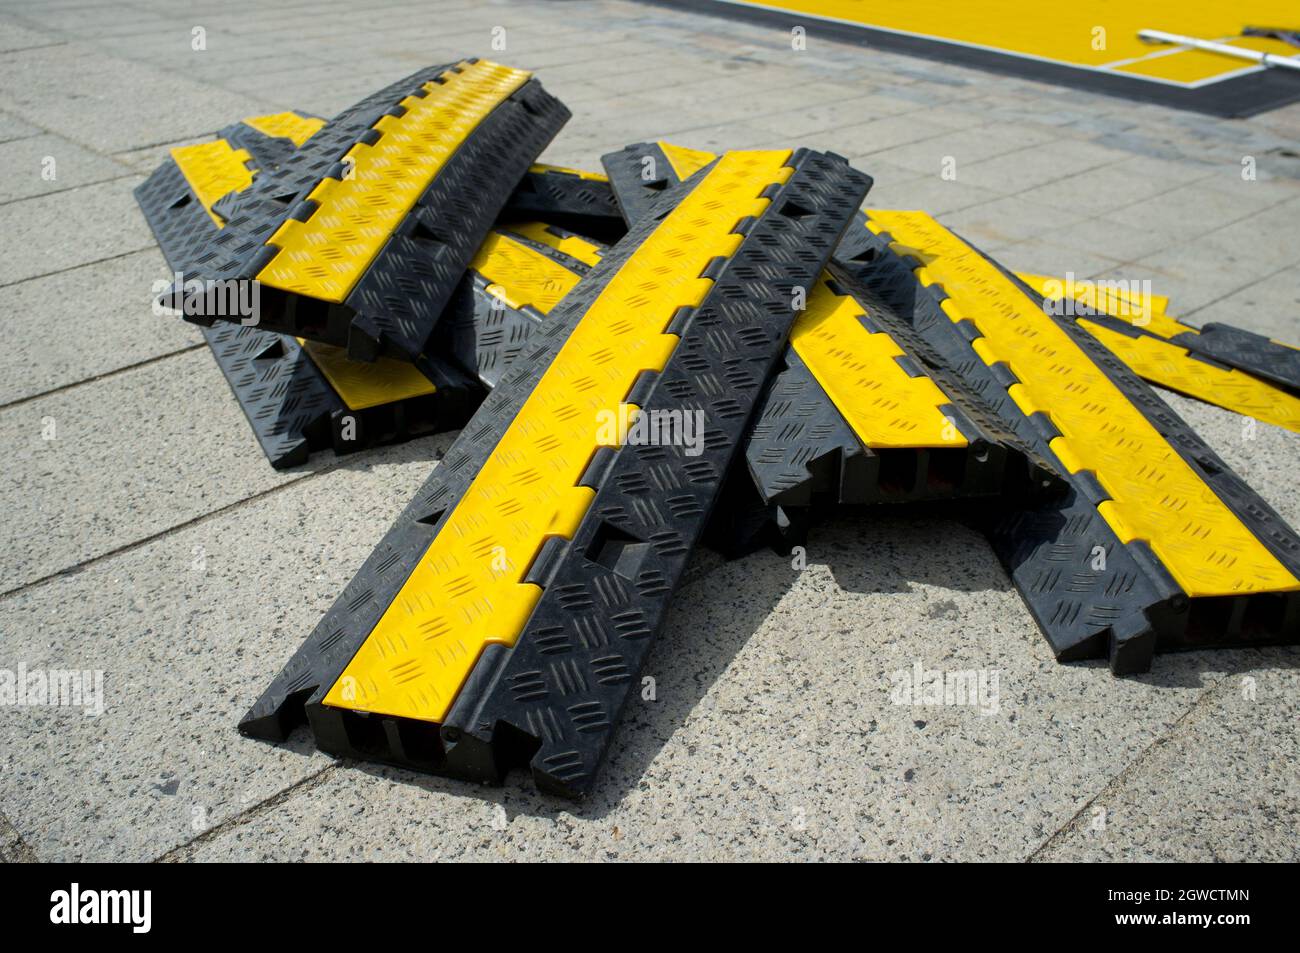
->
(731, 1), (1300, 84)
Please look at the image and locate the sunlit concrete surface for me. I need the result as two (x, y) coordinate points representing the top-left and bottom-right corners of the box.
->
(0, 0), (1297, 862)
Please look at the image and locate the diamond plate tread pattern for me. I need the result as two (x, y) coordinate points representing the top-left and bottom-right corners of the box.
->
(218, 119), (310, 174)
(602, 142), (1058, 515)
(743, 263), (1064, 508)
(439, 149), (870, 796)
(202, 324), (343, 468)
(503, 221), (605, 268)
(338, 74), (569, 362)
(135, 120), (472, 469)
(239, 149), (872, 798)
(850, 213), (1300, 670)
(436, 231), (593, 388)
(835, 219), (1186, 671)
(600, 141), (703, 226)
(160, 61), (568, 373)
(168, 140), (254, 226)
(1016, 271), (1188, 339)
(135, 158), (224, 276)
(1078, 316), (1300, 434)
(870, 209), (1299, 598)
(1019, 272), (1300, 427)
(325, 153), (805, 726)
(503, 165), (626, 243)
(165, 62), (462, 288)
(1173, 323), (1300, 393)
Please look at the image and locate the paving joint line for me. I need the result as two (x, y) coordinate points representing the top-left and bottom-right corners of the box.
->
(0, 41), (68, 54)
(1024, 669), (1233, 861)
(0, 170), (142, 210)
(0, 434), (431, 602)
(0, 247), (157, 290)
(0, 342), (207, 412)
(1181, 257), (1300, 319)
(155, 763), (339, 862)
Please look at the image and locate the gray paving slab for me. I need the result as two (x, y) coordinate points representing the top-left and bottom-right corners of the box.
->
(0, 348), (301, 592)
(0, 132), (132, 203)
(953, 139), (1132, 193)
(864, 175), (1000, 217)
(939, 195), (1092, 248)
(870, 122), (1059, 176)
(1034, 659), (1300, 862)
(1180, 265), (1300, 342)
(985, 238), (1127, 280)
(0, 438), (453, 861)
(0, 42), (272, 153)
(0, 250), (201, 407)
(0, 110), (39, 144)
(0, 18), (58, 53)
(0, 177), (154, 286)
(172, 516), (1235, 862)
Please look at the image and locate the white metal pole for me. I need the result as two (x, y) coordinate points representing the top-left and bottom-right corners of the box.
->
(1138, 28), (1300, 72)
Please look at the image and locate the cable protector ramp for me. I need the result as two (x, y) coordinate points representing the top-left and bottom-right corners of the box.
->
(240, 148), (871, 796)
(846, 210), (1300, 673)
(1018, 272), (1300, 429)
(603, 141), (1060, 537)
(601, 140), (717, 226)
(137, 121), (475, 468)
(434, 227), (599, 388)
(218, 111), (326, 174)
(160, 59), (570, 371)
(742, 263), (1063, 509)
(137, 125), (568, 467)
(1014, 275), (1300, 435)
(503, 163), (626, 244)
(1171, 324), (1300, 395)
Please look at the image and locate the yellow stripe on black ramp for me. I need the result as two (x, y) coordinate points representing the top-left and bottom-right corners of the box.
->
(162, 59), (571, 367)
(258, 61), (531, 305)
(325, 150), (795, 724)
(791, 275), (964, 450)
(869, 208), (1297, 599)
(848, 208), (1300, 674)
(240, 148), (872, 796)
(168, 140), (254, 227)
(1015, 272), (1300, 432)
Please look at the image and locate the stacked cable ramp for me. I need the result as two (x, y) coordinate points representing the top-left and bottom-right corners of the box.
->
(135, 61), (1300, 798)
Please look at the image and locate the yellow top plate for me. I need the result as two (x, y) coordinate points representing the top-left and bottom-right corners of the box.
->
(324, 151), (795, 722)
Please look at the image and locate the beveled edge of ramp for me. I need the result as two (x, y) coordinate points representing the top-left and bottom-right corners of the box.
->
(1173, 323), (1300, 394)
(503, 164), (626, 244)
